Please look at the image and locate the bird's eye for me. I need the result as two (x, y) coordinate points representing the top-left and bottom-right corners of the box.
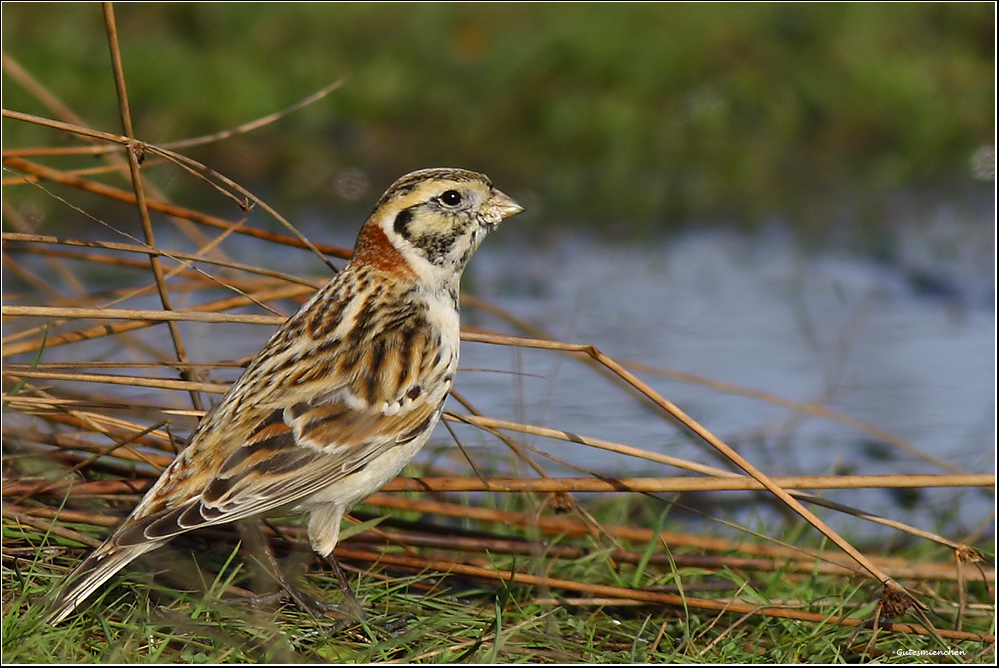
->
(439, 190), (463, 207)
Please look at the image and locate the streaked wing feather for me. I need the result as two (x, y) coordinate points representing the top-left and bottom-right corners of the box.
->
(115, 392), (441, 546)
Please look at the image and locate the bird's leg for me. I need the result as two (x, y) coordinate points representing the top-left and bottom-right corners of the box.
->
(226, 522), (362, 621)
(322, 552), (366, 620)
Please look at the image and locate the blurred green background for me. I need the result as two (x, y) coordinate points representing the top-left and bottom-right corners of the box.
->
(2, 2), (994, 239)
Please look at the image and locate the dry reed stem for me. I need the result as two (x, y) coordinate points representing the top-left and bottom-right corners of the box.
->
(103, 3), (202, 414)
(381, 474), (994, 493)
(3, 471), (988, 499)
(2, 304), (284, 358)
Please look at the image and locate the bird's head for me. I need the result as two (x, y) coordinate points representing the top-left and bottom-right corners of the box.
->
(351, 168), (523, 291)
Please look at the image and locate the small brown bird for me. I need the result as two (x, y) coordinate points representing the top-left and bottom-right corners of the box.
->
(47, 167), (523, 623)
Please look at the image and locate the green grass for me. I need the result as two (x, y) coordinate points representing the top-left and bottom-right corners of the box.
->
(3, 497), (993, 664)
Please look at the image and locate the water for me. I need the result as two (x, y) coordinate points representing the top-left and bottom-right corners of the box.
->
(448, 223), (994, 540)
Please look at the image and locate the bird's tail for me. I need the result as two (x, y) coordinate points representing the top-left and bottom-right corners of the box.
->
(46, 539), (161, 624)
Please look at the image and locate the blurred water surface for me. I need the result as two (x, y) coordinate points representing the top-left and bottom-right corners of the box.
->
(448, 218), (995, 540)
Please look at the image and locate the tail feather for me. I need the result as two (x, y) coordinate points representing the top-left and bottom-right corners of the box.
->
(46, 540), (162, 624)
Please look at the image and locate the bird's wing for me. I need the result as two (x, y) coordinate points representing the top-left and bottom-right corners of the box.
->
(113, 391), (442, 546)
(113, 299), (453, 545)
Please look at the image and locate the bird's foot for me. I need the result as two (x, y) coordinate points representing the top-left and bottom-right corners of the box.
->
(226, 585), (365, 622)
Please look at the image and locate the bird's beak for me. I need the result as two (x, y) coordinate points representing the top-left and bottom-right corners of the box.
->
(486, 188), (524, 224)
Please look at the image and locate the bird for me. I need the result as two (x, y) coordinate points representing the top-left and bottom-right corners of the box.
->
(46, 167), (524, 623)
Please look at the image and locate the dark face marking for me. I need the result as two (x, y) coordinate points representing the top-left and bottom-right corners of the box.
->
(393, 208), (414, 239)
(402, 206), (472, 266)
(418, 231), (461, 265)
